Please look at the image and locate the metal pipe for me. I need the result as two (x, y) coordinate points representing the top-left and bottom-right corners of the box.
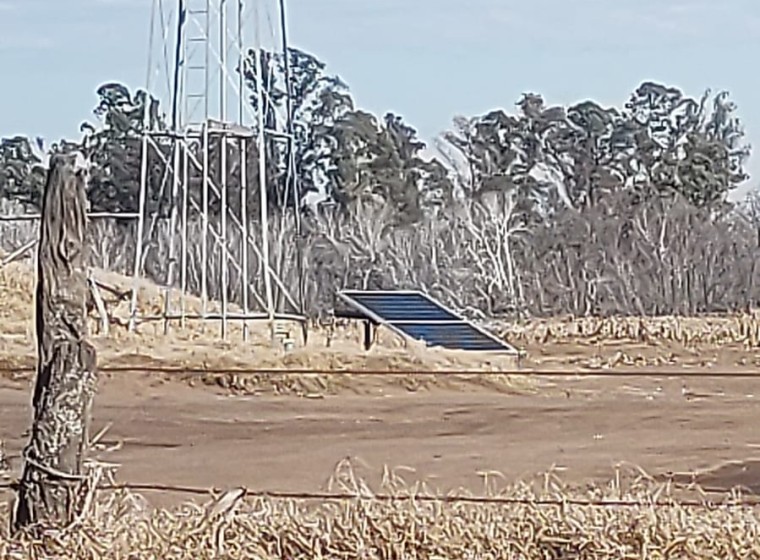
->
(240, 137), (250, 341)
(180, 137), (190, 327)
(220, 136), (229, 340)
(129, 137), (151, 332)
(277, 0), (305, 319)
(253, 0), (276, 342)
(219, 0), (229, 339)
(0, 212), (140, 221)
(237, 0), (244, 126)
(200, 0), (211, 322)
(170, 0), (185, 129)
(163, 137), (182, 335)
(128, 0), (159, 331)
(201, 125), (210, 319)
(203, 0), (210, 120)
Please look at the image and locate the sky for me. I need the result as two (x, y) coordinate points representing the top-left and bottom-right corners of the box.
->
(1, 0), (759, 196)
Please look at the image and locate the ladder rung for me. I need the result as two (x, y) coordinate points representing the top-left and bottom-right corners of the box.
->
(187, 65), (206, 70)
(187, 93), (205, 99)
(187, 9), (208, 15)
(188, 37), (207, 42)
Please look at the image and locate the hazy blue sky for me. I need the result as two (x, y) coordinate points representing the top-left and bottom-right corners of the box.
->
(1, 0), (758, 193)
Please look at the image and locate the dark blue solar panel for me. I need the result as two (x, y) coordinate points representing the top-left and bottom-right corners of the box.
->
(397, 322), (508, 351)
(338, 290), (515, 353)
(340, 291), (458, 321)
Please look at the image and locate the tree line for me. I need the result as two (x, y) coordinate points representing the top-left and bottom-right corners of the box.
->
(1, 47), (757, 318)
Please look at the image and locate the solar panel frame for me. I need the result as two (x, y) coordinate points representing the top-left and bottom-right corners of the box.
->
(338, 289), (518, 354)
(337, 291), (460, 322)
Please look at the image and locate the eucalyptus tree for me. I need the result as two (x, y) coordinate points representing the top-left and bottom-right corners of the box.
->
(80, 82), (167, 215)
(245, 46), (355, 212)
(0, 136), (48, 208)
(623, 81), (749, 207)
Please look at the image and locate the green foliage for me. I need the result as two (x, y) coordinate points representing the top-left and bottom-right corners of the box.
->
(0, 44), (757, 319)
(0, 45), (751, 232)
(82, 83), (167, 214)
(0, 136), (47, 207)
(318, 110), (452, 224)
(241, 47), (453, 224)
(443, 82), (750, 216)
(245, 47), (354, 210)
(622, 82), (749, 206)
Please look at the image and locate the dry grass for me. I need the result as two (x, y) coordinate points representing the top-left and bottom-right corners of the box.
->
(0, 258), (529, 397)
(500, 314), (760, 347)
(7, 254), (760, 382)
(488, 314), (760, 370)
(4, 250), (760, 558)
(1, 460), (760, 559)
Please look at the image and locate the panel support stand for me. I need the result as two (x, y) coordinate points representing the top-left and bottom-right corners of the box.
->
(363, 320), (374, 351)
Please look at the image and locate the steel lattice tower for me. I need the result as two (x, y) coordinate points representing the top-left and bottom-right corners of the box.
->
(128, 0), (304, 341)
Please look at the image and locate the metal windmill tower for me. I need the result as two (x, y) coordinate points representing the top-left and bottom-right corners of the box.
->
(128, 0), (305, 341)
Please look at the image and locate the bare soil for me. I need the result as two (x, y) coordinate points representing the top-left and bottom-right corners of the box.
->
(4, 258), (760, 508)
(3, 370), (760, 507)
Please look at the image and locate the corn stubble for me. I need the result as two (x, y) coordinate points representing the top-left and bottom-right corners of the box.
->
(501, 314), (760, 347)
(2, 461), (760, 559)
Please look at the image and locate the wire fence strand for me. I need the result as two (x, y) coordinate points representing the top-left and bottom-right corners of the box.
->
(1, 365), (760, 379)
(2, 368), (759, 511)
(1, 479), (758, 509)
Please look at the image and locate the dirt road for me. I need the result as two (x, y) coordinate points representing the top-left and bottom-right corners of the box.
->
(3, 372), (760, 505)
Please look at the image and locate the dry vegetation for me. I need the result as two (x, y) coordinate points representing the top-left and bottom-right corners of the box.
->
(494, 313), (760, 371)
(0, 257), (531, 398)
(3, 67), (760, 557)
(5, 251), (760, 382)
(501, 314), (760, 347)
(4, 247), (760, 556)
(2, 460), (760, 559)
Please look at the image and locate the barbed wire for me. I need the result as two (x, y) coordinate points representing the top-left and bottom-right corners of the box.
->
(1, 365), (760, 379)
(0, 479), (758, 509)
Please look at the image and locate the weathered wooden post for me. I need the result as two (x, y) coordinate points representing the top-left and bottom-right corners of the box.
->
(13, 152), (98, 531)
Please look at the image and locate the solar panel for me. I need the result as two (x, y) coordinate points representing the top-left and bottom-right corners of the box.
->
(338, 290), (517, 353)
(340, 292), (459, 322)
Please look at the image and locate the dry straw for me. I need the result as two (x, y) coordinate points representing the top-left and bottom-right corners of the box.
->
(500, 314), (760, 347)
(2, 459), (760, 559)
(0, 259), (526, 392)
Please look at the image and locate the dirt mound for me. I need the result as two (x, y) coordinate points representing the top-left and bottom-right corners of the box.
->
(0, 258), (526, 395)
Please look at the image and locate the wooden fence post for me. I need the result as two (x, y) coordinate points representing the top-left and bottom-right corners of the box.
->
(13, 152), (98, 531)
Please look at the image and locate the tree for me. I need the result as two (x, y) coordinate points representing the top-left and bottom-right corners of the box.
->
(382, 112), (454, 212)
(245, 47), (354, 211)
(4, 51), (758, 321)
(624, 82), (750, 207)
(543, 99), (628, 209)
(0, 136), (47, 208)
(81, 82), (167, 215)
(315, 110), (451, 225)
(433, 80), (754, 316)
